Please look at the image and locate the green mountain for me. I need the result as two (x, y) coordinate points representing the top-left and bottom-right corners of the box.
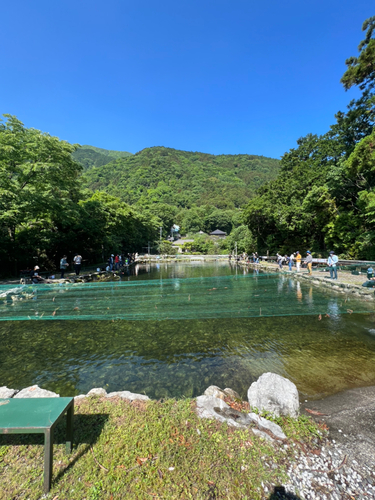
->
(82, 146), (280, 210)
(72, 145), (132, 170)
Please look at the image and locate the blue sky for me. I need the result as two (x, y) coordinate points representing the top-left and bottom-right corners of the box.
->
(1, 1), (374, 158)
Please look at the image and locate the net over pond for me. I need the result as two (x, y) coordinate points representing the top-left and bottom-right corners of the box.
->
(0, 273), (373, 321)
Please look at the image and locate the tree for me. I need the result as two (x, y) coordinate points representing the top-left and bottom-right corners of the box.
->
(0, 114), (82, 272)
(341, 16), (375, 91)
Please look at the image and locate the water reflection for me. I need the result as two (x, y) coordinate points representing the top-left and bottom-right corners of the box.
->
(1, 262), (375, 400)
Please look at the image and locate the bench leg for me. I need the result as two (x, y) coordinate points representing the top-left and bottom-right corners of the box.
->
(66, 401), (74, 454)
(44, 428), (53, 493)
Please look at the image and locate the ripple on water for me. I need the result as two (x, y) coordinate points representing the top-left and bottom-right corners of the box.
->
(1, 264), (375, 399)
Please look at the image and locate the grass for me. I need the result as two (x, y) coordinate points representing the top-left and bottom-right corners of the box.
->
(0, 397), (326, 500)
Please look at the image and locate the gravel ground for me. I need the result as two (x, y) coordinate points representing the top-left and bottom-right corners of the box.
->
(275, 439), (375, 499)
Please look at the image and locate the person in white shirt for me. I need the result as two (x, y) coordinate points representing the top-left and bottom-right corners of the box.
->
(73, 254), (82, 276)
(288, 252), (294, 271)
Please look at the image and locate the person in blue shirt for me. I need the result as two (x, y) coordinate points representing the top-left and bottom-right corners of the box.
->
(327, 251), (339, 279)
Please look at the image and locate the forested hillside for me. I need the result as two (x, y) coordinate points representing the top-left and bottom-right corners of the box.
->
(82, 147), (280, 209)
(245, 16), (375, 260)
(0, 116), (159, 275)
(72, 145), (132, 170)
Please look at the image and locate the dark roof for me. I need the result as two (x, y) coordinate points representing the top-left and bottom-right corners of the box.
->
(210, 229), (227, 235)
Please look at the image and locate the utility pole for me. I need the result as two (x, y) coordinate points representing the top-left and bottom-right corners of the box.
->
(235, 242), (237, 260)
(160, 227), (162, 242)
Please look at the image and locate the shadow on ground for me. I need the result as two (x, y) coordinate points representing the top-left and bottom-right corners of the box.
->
(268, 486), (302, 499)
(0, 413), (109, 447)
(0, 413), (109, 488)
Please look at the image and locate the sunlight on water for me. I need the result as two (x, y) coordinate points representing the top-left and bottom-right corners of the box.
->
(1, 262), (375, 399)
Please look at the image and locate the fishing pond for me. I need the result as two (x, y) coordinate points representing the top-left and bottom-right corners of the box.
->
(1, 262), (375, 400)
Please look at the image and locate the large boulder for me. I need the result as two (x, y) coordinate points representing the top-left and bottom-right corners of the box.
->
(247, 373), (299, 418)
(14, 385), (59, 398)
(0, 386), (18, 398)
(106, 391), (150, 401)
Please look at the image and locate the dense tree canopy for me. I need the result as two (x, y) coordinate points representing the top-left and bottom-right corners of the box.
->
(82, 147), (280, 209)
(245, 16), (375, 259)
(0, 116), (158, 275)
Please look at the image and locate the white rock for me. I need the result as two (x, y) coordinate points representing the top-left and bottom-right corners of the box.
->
(252, 428), (275, 442)
(87, 388), (107, 397)
(248, 412), (286, 440)
(106, 391), (150, 401)
(74, 394), (86, 400)
(14, 385), (59, 398)
(223, 388), (241, 400)
(0, 386), (18, 398)
(203, 385), (226, 400)
(196, 395), (230, 422)
(248, 372), (299, 418)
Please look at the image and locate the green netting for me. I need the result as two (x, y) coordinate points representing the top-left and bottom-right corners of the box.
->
(0, 273), (373, 321)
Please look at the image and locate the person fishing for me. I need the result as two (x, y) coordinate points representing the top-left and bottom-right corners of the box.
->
(60, 255), (69, 278)
(327, 250), (338, 280)
(295, 251), (301, 272)
(73, 253), (82, 275)
(305, 251), (313, 275)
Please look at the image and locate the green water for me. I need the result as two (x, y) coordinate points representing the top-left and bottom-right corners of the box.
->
(1, 262), (375, 399)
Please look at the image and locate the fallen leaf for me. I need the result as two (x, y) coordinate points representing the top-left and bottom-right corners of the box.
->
(325, 314), (330, 317)
(158, 469), (163, 479)
(347, 309), (353, 314)
(318, 314), (322, 321)
(136, 457), (148, 465)
(306, 408), (328, 416)
(73, 307), (79, 311)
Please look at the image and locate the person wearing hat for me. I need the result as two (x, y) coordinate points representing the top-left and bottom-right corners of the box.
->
(327, 251), (339, 280)
(30, 265), (43, 284)
(304, 251), (313, 275)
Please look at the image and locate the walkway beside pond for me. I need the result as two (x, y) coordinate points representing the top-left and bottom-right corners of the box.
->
(245, 260), (375, 300)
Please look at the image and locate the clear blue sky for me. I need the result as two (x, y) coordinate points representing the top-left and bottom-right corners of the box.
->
(2, 1), (374, 158)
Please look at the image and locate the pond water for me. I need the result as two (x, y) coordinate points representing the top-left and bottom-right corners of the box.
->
(1, 262), (375, 400)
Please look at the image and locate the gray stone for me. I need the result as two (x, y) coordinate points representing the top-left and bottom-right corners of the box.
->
(106, 391), (150, 401)
(14, 385), (59, 398)
(248, 412), (286, 439)
(203, 385), (226, 400)
(223, 388), (241, 400)
(252, 428), (275, 442)
(87, 388), (107, 397)
(0, 386), (18, 398)
(196, 396), (247, 428)
(214, 407), (253, 427)
(248, 372), (299, 418)
(74, 394), (86, 400)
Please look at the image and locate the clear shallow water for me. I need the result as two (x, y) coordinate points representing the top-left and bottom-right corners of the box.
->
(1, 262), (375, 399)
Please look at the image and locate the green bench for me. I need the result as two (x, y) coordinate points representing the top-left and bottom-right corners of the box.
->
(0, 397), (74, 493)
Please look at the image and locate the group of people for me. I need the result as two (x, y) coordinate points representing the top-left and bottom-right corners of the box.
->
(229, 252), (260, 263)
(276, 250), (339, 279)
(276, 251), (303, 272)
(106, 253), (137, 271)
(59, 254), (82, 278)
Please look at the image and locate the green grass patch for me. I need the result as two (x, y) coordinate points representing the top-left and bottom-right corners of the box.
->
(0, 397), (325, 499)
